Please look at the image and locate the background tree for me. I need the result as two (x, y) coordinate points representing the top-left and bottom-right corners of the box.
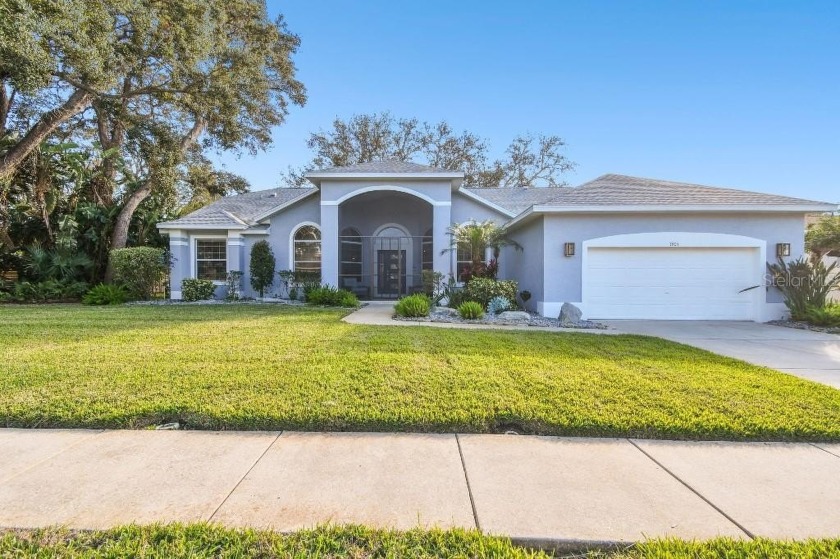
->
(283, 112), (574, 188)
(249, 240), (275, 298)
(806, 215), (840, 260)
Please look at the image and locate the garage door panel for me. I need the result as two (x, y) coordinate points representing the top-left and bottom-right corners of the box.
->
(584, 247), (759, 320)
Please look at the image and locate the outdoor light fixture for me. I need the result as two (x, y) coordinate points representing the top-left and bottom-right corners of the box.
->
(564, 242), (575, 257)
(776, 243), (791, 257)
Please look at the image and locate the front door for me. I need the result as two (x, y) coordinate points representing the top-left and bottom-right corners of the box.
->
(377, 249), (406, 297)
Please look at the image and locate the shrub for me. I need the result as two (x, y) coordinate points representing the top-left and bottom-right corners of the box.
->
(464, 278), (518, 309)
(249, 241), (275, 297)
(305, 285), (359, 307)
(8, 280), (89, 302)
(110, 247), (167, 300)
(447, 288), (470, 309)
(182, 279), (216, 302)
(458, 301), (484, 320)
(394, 294), (431, 317)
(225, 271), (243, 301)
(487, 296), (511, 315)
(768, 257), (840, 320)
(83, 283), (129, 305)
(804, 305), (840, 327)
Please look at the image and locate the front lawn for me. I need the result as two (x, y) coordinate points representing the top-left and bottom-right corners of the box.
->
(1, 304), (839, 440)
(3, 525), (839, 558)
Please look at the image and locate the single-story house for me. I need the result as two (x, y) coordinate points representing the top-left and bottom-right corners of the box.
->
(157, 161), (837, 321)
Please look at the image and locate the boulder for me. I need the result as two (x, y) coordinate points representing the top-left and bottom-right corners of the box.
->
(558, 302), (583, 326)
(433, 306), (459, 317)
(498, 310), (531, 322)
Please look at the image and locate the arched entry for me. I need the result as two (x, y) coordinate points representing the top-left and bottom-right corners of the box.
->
(373, 223), (411, 298)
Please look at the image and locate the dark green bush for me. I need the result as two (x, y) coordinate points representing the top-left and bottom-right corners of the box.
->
(182, 279), (216, 302)
(5, 280), (90, 303)
(464, 277), (518, 309)
(447, 288), (470, 309)
(110, 247), (167, 300)
(394, 294), (431, 317)
(804, 305), (840, 327)
(458, 301), (484, 320)
(305, 285), (359, 307)
(83, 284), (129, 305)
(249, 240), (275, 297)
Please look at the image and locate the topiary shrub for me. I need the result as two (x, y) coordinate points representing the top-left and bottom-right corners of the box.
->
(83, 283), (129, 305)
(249, 240), (275, 298)
(110, 247), (167, 300)
(464, 278), (518, 309)
(458, 301), (484, 320)
(182, 278), (216, 301)
(487, 295), (511, 315)
(394, 294), (431, 318)
(305, 285), (359, 307)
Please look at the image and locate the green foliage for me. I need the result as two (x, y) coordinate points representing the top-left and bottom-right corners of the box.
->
(487, 296), (511, 315)
(804, 305), (840, 327)
(464, 278), (518, 309)
(806, 215), (840, 258)
(768, 257), (840, 320)
(1, 305), (840, 439)
(305, 285), (358, 307)
(83, 284), (129, 306)
(444, 220), (523, 272)
(109, 247), (167, 300)
(4, 280), (89, 303)
(395, 294), (431, 318)
(182, 279), (216, 302)
(249, 241), (276, 297)
(458, 301), (484, 320)
(278, 269), (320, 299)
(225, 271), (243, 301)
(446, 288), (470, 309)
(0, 524), (548, 559)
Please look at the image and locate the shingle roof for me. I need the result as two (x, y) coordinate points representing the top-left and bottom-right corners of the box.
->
(158, 187), (316, 228)
(544, 174), (830, 207)
(461, 187), (566, 215)
(309, 160), (461, 175)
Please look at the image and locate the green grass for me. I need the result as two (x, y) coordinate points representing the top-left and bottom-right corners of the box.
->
(1, 304), (839, 440)
(2, 525), (839, 558)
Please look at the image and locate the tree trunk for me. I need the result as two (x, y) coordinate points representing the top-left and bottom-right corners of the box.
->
(0, 89), (92, 182)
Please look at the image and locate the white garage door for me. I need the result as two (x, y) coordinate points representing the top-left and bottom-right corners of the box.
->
(585, 247), (760, 320)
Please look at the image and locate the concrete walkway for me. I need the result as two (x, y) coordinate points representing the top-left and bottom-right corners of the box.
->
(1, 429), (839, 545)
(605, 320), (840, 389)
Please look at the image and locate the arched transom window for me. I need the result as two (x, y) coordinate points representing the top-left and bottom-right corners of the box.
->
(293, 224), (321, 275)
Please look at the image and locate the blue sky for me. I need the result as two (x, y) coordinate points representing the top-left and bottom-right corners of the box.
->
(214, 1), (839, 201)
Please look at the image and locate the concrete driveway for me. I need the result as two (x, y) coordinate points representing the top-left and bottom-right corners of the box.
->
(604, 321), (840, 389)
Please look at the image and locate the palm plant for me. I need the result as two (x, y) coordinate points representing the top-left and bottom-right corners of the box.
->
(442, 219), (523, 275)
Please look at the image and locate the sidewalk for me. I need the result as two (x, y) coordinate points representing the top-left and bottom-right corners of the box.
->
(1, 429), (839, 545)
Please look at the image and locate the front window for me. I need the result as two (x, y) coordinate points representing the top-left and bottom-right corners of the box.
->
(457, 242), (480, 282)
(340, 227), (362, 282)
(196, 239), (227, 281)
(421, 228), (433, 271)
(294, 225), (321, 275)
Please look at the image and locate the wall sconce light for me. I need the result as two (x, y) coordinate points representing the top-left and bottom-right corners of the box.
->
(776, 243), (791, 257)
(564, 242), (575, 257)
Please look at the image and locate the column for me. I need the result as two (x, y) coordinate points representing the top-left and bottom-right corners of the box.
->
(320, 202), (339, 287)
(227, 232), (244, 297)
(167, 229), (188, 300)
(432, 202), (452, 280)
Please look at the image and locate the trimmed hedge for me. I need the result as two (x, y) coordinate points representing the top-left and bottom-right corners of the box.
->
(305, 285), (359, 307)
(464, 278), (518, 309)
(110, 247), (167, 300)
(182, 279), (216, 302)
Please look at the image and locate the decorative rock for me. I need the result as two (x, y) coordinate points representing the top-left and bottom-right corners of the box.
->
(432, 306), (459, 317)
(498, 311), (531, 322)
(559, 302), (583, 326)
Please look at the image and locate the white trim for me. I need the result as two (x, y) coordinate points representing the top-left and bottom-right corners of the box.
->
(580, 232), (766, 321)
(169, 240), (188, 247)
(241, 228), (271, 236)
(190, 235), (228, 281)
(505, 203), (838, 230)
(456, 188), (516, 218)
(322, 185), (444, 207)
(289, 221), (322, 270)
(306, 171), (464, 180)
(253, 189), (319, 223)
(158, 223), (247, 231)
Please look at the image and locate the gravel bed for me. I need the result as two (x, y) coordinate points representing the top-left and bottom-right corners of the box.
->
(766, 319), (840, 335)
(394, 308), (608, 329)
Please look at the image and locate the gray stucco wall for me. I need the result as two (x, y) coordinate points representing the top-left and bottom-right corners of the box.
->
(505, 216), (544, 309)
(451, 192), (510, 224)
(539, 212), (806, 306)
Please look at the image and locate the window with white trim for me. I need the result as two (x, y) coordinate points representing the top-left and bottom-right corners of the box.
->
(456, 242), (478, 282)
(294, 225), (321, 275)
(196, 239), (227, 281)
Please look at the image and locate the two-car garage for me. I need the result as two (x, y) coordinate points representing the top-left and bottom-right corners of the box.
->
(582, 233), (764, 321)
